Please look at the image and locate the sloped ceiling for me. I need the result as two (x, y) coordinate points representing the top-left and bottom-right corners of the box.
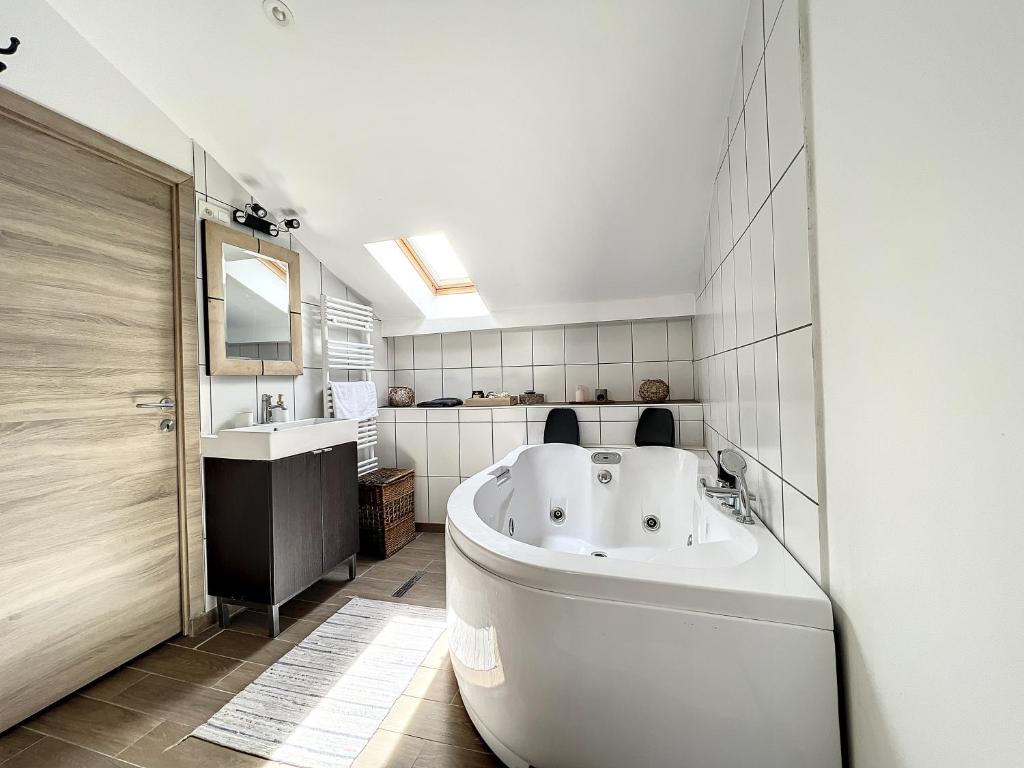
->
(48, 0), (745, 329)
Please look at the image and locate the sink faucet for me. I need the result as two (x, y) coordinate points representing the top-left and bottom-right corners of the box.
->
(702, 449), (756, 525)
(260, 394), (273, 424)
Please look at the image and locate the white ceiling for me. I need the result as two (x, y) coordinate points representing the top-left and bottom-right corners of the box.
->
(48, 0), (745, 329)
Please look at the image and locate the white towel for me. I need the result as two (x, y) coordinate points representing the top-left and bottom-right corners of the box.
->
(330, 380), (379, 421)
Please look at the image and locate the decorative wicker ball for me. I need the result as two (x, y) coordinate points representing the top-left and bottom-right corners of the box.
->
(638, 378), (670, 403)
(388, 386), (415, 408)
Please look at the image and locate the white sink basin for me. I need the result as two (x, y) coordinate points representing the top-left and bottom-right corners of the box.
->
(202, 418), (360, 461)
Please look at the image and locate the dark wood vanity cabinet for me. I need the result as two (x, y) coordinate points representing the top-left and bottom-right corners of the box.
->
(204, 441), (358, 636)
(320, 443), (360, 572)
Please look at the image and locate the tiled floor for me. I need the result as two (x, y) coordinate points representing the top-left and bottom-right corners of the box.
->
(0, 533), (502, 768)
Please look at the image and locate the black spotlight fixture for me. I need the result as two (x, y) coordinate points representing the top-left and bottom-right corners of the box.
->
(231, 201), (300, 238)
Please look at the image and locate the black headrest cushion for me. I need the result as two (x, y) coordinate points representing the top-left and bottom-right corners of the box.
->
(635, 407), (675, 447)
(543, 407), (580, 445)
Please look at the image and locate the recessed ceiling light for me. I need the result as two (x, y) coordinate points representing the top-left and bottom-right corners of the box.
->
(263, 0), (294, 28)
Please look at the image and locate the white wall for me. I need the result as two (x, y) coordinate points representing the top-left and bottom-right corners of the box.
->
(2, 0), (191, 171)
(693, 0), (824, 580)
(805, 3), (1024, 766)
(193, 142), (387, 435)
(386, 319), (695, 406)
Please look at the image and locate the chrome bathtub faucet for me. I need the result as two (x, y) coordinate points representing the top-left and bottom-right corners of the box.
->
(702, 449), (756, 525)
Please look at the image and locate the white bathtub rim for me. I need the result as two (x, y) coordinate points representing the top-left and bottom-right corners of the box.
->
(447, 444), (834, 631)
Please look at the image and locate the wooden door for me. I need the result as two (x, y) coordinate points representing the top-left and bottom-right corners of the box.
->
(322, 442), (359, 572)
(270, 451), (324, 603)
(0, 107), (183, 730)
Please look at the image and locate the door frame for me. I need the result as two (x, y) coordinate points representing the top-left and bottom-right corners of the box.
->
(0, 86), (205, 632)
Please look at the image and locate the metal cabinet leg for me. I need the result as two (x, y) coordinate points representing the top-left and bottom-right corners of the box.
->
(217, 597), (230, 629)
(268, 604), (280, 637)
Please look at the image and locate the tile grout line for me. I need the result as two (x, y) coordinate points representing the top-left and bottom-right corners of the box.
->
(17, 728), (148, 768)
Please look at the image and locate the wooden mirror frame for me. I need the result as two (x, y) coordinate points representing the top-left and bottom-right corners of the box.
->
(203, 220), (303, 375)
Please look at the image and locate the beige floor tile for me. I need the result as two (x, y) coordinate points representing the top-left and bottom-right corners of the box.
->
(412, 740), (504, 767)
(166, 625), (222, 649)
(0, 727), (43, 764)
(421, 634), (452, 671)
(119, 722), (289, 768)
(3, 736), (132, 767)
(279, 598), (346, 623)
(110, 674), (232, 729)
(360, 561), (422, 582)
(403, 666), (460, 703)
(79, 668), (150, 703)
(385, 551), (435, 569)
(195, 630), (295, 666)
(24, 696), (162, 757)
(399, 582), (445, 609)
(338, 578), (407, 602)
(129, 644), (241, 687)
(274, 618), (321, 644)
(351, 730), (426, 768)
(223, 609), (298, 638)
(380, 696), (488, 752)
(211, 662), (268, 695)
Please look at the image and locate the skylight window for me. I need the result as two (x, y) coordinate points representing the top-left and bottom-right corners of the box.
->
(397, 233), (475, 295)
(365, 233), (486, 319)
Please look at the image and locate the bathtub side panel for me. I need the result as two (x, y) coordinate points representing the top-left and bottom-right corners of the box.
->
(446, 535), (841, 768)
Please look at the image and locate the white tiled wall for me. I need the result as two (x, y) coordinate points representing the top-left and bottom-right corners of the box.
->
(194, 143), (389, 435)
(386, 318), (696, 405)
(693, 0), (824, 582)
(376, 404), (704, 524)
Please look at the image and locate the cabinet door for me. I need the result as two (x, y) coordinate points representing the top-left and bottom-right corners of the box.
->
(205, 458), (273, 603)
(270, 451), (324, 603)
(321, 441), (359, 572)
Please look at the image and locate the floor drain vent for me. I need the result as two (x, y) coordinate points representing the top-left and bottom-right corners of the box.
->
(391, 570), (426, 597)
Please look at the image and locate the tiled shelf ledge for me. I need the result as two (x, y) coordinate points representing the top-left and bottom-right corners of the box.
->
(375, 402), (705, 524)
(380, 399), (699, 410)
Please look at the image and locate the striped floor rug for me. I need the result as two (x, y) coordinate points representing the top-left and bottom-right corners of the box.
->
(192, 598), (448, 768)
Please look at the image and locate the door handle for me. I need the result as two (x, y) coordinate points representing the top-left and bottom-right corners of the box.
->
(136, 398), (175, 409)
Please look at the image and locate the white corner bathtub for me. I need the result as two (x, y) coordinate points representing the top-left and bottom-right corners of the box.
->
(445, 444), (841, 768)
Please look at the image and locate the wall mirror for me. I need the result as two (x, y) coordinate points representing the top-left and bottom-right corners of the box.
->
(203, 220), (303, 375)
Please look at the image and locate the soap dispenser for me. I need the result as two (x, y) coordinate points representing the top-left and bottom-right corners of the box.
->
(270, 393), (289, 423)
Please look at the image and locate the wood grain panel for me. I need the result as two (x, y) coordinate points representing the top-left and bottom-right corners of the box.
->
(0, 87), (189, 185)
(202, 220), (257, 301)
(202, 220), (304, 374)
(0, 104), (182, 731)
(257, 238), (302, 311)
(176, 180), (206, 620)
(205, 298), (263, 375)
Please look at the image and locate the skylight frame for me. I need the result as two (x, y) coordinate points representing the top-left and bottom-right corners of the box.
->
(395, 237), (476, 296)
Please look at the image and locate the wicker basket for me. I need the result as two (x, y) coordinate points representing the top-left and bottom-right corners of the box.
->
(358, 468), (416, 558)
